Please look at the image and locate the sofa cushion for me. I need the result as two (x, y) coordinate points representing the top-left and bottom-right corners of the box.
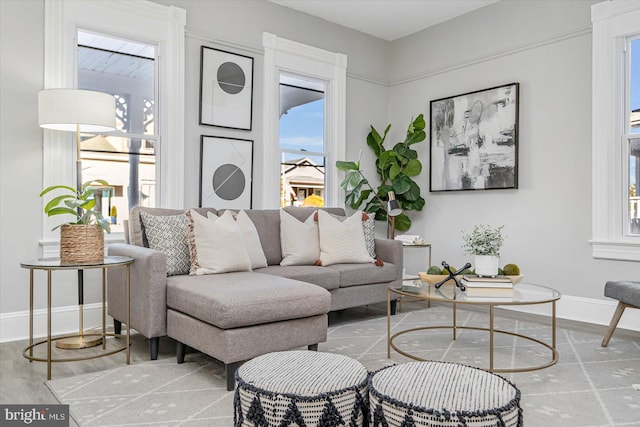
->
(327, 262), (398, 287)
(280, 210), (320, 266)
(139, 211), (191, 276)
(317, 210), (374, 266)
(326, 212), (376, 259)
(234, 210), (268, 269)
(166, 272), (331, 329)
(186, 210), (251, 275)
(254, 265), (340, 291)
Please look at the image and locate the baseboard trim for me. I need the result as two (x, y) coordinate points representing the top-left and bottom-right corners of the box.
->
(0, 303), (108, 343)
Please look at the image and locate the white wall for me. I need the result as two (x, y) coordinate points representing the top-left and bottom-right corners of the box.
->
(0, 0), (389, 342)
(156, 0), (390, 208)
(388, 0), (640, 330)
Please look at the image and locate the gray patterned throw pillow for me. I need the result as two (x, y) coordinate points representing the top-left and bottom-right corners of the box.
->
(329, 212), (376, 259)
(139, 211), (191, 276)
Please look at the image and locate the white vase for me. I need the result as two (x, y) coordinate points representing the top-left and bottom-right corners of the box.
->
(475, 255), (499, 277)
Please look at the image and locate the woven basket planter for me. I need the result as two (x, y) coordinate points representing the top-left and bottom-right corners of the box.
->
(60, 224), (104, 264)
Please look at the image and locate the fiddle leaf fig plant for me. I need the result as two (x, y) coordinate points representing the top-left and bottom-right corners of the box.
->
(40, 180), (111, 233)
(336, 114), (426, 232)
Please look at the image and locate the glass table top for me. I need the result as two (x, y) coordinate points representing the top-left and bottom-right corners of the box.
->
(20, 255), (134, 270)
(393, 279), (561, 305)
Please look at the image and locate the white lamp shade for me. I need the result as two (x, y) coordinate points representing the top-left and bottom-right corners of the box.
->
(38, 89), (116, 132)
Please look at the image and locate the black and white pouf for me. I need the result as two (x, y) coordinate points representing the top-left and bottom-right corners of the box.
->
(369, 361), (523, 426)
(234, 351), (370, 427)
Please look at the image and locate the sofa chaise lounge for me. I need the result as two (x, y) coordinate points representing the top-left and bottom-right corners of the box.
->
(107, 206), (403, 389)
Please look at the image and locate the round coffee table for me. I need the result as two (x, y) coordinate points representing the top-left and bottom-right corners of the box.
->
(387, 280), (561, 373)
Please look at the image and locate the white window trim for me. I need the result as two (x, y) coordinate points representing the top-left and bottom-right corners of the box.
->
(262, 32), (347, 209)
(42, 0), (185, 253)
(591, 1), (640, 261)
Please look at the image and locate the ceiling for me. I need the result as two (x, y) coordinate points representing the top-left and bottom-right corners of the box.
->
(267, 0), (500, 41)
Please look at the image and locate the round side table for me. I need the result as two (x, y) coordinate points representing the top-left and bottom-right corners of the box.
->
(20, 255), (133, 380)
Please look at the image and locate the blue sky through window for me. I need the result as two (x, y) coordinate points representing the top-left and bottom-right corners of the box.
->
(279, 99), (324, 165)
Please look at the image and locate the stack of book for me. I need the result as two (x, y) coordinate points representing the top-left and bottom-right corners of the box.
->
(460, 275), (514, 297)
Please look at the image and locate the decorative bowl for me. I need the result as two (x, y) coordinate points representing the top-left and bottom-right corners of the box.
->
(418, 273), (454, 285)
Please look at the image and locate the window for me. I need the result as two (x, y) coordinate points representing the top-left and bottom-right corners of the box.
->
(279, 74), (326, 207)
(591, 2), (640, 261)
(42, 0), (185, 251)
(77, 31), (158, 232)
(627, 38), (639, 235)
(262, 33), (347, 209)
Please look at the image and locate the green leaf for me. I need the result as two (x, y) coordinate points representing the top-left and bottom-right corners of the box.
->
(378, 150), (397, 170)
(336, 161), (359, 171)
(355, 189), (372, 208)
(44, 195), (74, 213)
(340, 171), (364, 192)
(46, 207), (78, 217)
(394, 213), (412, 232)
(377, 185), (393, 199)
(389, 163), (402, 180)
(392, 174), (412, 194)
(366, 127), (383, 157)
(345, 185), (364, 209)
(406, 129), (426, 145)
(404, 149), (418, 160)
(402, 180), (421, 201)
(404, 159), (422, 177)
(413, 114), (426, 130)
(81, 179), (109, 191)
(39, 185), (76, 197)
(402, 196), (425, 211)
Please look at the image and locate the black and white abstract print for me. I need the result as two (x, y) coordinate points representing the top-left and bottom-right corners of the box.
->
(430, 83), (519, 192)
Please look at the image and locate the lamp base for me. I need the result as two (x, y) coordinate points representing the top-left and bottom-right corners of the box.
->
(55, 335), (103, 349)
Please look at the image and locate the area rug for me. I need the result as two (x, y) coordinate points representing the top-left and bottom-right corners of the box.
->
(46, 305), (640, 426)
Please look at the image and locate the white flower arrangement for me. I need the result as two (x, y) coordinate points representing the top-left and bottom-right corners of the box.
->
(461, 224), (505, 257)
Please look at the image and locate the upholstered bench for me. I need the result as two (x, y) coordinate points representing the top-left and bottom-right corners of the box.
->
(369, 361), (523, 426)
(233, 351), (369, 426)
(168, 272), (331, 391)
(602, 280), (640, 347)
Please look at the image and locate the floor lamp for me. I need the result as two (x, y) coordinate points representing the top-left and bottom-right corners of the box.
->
(387, 191), (403, 239)
(38, 89), (116, 349)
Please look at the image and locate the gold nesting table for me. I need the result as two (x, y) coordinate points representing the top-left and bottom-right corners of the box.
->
(20, 256), (133, 379)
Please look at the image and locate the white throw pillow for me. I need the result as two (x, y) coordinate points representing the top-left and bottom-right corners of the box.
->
(317, 210), (374, 266)
(232, 210), (268, 269)
(279, 210), (320, 266)
(186, 210), (251, 275)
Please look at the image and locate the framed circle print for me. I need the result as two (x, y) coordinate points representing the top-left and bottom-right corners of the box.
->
(199, 135), (253, 209)
(199, 46), (254, 130)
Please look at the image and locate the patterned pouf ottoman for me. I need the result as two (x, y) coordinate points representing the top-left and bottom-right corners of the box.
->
(234, 351), (369, 426)
(369, 361), (523, 426)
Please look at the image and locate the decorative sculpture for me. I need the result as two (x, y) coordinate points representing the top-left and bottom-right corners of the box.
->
(435, 261), (472, 291)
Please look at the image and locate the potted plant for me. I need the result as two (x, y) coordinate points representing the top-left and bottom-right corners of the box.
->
(336, 114), (426, 232)
(462, 224), (505, 277)
(40, 180), (111, 263)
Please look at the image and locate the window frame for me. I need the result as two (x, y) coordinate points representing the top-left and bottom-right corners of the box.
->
(262, 32), (347, 209)
(591, 1), (640, 261)
(42, 0), (185, 253)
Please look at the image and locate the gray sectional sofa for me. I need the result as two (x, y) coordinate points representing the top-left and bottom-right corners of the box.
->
(107, 206), (402, 389)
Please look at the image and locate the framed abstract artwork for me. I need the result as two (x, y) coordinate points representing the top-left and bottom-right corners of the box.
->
(199, 46), (254, 130)
(200, 136), (253, 209)
(430, 82), (519, 192)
